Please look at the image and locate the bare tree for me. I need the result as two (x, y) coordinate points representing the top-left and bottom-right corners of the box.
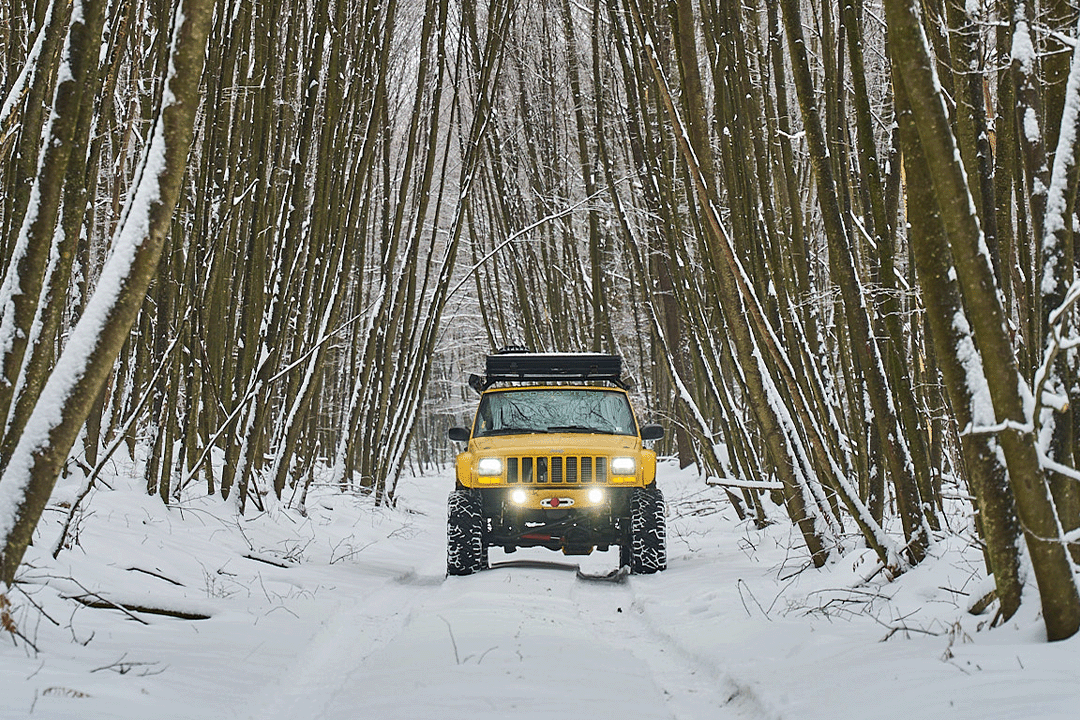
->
(0, 0), (213, 585)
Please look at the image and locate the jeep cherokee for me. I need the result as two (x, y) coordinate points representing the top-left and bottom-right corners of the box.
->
(446, 351), (666, 576)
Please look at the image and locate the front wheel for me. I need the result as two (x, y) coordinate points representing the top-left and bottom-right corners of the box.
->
(447, 490), (488, 576)
(627, 487), (666, 574)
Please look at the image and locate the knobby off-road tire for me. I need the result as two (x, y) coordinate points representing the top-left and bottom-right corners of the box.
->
(628, 487), (666, 574)
(447, 490), (488, 576)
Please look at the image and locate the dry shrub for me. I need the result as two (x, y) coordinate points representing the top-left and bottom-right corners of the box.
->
(0, 592), (16, 636)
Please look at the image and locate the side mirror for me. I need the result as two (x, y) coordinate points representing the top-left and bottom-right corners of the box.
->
(448, 427), (471, 442)
(640, 424), (664, 441)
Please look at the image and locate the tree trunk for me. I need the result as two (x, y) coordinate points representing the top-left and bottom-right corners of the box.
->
(780, 0), (928, 563)
(0, 0), (213, 586)
(885, 0), (1080, 641)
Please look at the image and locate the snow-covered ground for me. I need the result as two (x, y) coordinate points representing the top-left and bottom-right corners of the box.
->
(2, 460), (1078, 719)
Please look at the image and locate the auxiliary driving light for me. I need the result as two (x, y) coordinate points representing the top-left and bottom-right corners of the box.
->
(477, 457), (503, 476)
(587, 487), (604, 503)
(611, 457), (636, 475)
(511, 489), (528, 505)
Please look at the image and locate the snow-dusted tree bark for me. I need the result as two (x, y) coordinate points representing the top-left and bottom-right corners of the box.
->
(623, 0), (838, 567)
(0, 0), (68, 268)
(765, 2), (816, 359)
(558, 0), (614, 355)
(885, 0), (1080, 641)
(780, 0), (929, 563)
(0, 0), (213, 585)
(0, 0), (100, 465)
(895, 73), (1025, 623)
(11, 0), (110, 458)
(1038, 12), (1080, 562)
(1012, 1), (1050, 291)
(945, 1), (999, 275)
(1041, 0), (1080, 169)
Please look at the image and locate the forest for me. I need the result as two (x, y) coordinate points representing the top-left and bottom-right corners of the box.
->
(2, 0), (1080, 645)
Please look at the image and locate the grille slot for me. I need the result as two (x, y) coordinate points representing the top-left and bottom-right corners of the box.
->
(550, 457), (563, 483)
(502, 456), (609, 484)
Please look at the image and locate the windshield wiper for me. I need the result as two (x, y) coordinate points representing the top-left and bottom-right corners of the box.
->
(482, 427), (547, 436)
(547, 425), (608, 434)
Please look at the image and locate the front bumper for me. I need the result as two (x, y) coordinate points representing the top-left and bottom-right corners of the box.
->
(478, 486), (633, 553)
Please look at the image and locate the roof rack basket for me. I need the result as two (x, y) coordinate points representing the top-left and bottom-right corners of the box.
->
(472, 352), (626, 391)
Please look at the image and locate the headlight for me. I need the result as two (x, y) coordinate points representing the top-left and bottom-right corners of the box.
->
(611, 457), (636, 475)
(477, 457), (503, 476)
(511, 489), (527, 505)
(587, 487), (604, 503)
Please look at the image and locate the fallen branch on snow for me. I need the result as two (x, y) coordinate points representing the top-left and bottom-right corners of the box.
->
(64, 594), (210, 621)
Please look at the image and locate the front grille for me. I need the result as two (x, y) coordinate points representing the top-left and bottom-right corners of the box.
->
(505, 455), (609, 483)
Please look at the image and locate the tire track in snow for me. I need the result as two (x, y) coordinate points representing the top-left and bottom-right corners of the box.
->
(349, 561), (679, 720)
(569, 569), (779, 720)
(238, 551), (776, 720)
(242, 568), (445, 720)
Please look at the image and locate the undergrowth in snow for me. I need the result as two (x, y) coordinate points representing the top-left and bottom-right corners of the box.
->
(0, 459), (1077, 719)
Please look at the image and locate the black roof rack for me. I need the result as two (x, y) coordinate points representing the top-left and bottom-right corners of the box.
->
(469, 351), (626, 392)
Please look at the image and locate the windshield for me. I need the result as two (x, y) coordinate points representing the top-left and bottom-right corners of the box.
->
(472, 389), (637, 437)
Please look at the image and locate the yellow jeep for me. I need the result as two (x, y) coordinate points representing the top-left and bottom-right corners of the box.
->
(446, 352), (666, 576)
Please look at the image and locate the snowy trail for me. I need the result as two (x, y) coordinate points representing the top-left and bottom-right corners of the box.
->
(6, 461), (1080, 720)
(227, 464), (759, 720)
(246, 550), (747, 720)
